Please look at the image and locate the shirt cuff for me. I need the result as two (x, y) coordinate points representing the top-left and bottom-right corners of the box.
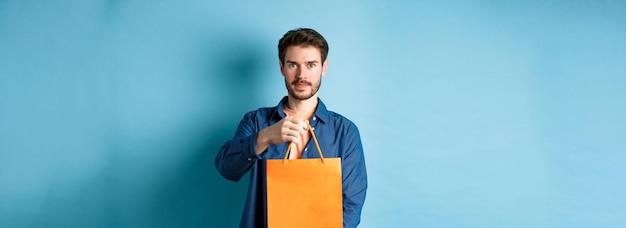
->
(240, 133), (263, 161)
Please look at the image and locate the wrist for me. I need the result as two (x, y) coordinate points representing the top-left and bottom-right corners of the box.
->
(255, 131), (270, 154)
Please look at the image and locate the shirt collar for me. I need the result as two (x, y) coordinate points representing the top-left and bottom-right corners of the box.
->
(274, 96), (329, 123)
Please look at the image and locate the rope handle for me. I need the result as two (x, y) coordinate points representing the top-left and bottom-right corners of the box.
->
(282, 122), (324, 165)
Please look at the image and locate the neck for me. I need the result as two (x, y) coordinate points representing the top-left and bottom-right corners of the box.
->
(285, 95), (318, 113)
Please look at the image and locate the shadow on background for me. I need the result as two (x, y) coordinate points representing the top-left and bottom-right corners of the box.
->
(150, 33), (264, 227)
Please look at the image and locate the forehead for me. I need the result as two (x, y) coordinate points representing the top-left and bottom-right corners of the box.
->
(284, 45), (322, 62)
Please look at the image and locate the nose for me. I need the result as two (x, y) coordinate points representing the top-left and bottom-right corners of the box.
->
(295, 66), (305, 80)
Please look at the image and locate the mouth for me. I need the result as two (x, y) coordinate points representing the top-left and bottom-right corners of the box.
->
(293, 81), (311, 90)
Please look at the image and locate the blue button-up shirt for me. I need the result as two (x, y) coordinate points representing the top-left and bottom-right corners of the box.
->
(215, 97), (367, 228)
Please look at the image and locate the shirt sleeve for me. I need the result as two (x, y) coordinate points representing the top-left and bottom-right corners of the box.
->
(214, 112), (263, 182)
(341, 122), (368, 228)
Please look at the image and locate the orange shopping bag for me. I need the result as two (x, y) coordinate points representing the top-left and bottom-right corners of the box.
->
(266, 123), (343, 228)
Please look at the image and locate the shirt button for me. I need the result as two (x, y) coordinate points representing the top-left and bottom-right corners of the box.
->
(304, 148), (308, 152)
(313, 117), (317, 121)
(247, 158), (252, 161)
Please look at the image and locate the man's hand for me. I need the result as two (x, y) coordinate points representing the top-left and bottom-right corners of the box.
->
(255, 116), (309, 154)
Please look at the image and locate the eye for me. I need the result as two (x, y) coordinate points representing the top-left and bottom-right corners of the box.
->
(288, 63), (297, 69)
(307, 63), (316, 68)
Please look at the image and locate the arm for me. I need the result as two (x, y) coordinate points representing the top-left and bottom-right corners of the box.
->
(215, 112), (310, 182)
(342, 124), (368, 228)
(214, 112), (261, 182)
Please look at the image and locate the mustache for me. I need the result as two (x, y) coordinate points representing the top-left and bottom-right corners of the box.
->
(292, 80), (312, 86)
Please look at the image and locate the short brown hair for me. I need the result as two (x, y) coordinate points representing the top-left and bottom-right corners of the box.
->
(278, 28), (329, 65)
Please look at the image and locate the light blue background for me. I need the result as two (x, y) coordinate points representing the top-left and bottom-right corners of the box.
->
(1, 1), (625, 227)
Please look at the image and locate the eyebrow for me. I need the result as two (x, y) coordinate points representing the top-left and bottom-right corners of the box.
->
(286, 60), (320, 64)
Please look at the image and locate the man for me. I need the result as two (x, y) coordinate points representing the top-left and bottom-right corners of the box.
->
(215, 28), (367, 228)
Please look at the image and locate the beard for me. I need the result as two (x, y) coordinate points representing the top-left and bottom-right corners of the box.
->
(285, 77), (321, 100)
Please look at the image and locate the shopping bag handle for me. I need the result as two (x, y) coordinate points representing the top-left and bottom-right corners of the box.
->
(283, 121), (324, 165)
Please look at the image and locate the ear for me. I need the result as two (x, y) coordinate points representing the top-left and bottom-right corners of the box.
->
(321, 59), (329, 76)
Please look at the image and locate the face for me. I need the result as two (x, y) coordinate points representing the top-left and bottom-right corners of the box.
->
(280, 45), (328, 101)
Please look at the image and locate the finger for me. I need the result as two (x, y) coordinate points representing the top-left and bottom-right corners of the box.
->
(284, 123), (301, 135)
(298, 122), (309, 136)
(300, 120), (309, 130)
(283, 129), (301, 142)
(284, 119), (306, 133)
(288, 118), (308, 131)
(285, 135), (299, 144)
(285, 116), (302, 126)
